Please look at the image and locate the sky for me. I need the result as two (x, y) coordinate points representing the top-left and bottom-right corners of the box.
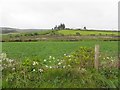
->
(0, 0), (119, 30)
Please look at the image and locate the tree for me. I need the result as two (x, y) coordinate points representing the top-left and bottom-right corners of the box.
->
(84, 27), (86, 30)
(53, 23), (65, 30)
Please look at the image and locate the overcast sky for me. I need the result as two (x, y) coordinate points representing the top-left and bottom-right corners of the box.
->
(0, 0), (119, 30)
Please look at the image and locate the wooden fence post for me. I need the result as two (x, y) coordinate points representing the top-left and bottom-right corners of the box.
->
(94, 45), (99, 70)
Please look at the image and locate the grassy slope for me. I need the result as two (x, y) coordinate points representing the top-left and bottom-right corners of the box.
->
(2, 41), (118, 60)
(57, 30), (119, 36)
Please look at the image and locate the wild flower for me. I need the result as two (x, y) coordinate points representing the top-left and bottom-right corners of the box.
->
(44, 59), (46, 62)
(49, 56), (52, 59)
(12, 68), (15, 71)
(45, 65), (48, 68)
(68, 65), (71, 67)
(63, 66), (66, 68)
(0, 53), (7, 59)
(49, 66), (52, 69)
(33, 61), (38, 66)
(8, 59), (14, 63)
(53, 57), (55, 60)
(106, 57), (109, 59)
(33, 69), (36, 72)
(81, 68), (86, 72)
(111, 59), (114, 62)
(58, 62), (61, 65)
(64, 54), (66, 56)
(68, 55), (71, 57)
(38, 68), (43, 73)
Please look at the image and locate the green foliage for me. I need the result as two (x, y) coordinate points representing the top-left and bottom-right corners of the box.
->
(63, 47), (94, 69)
(1, 44), (118, 88)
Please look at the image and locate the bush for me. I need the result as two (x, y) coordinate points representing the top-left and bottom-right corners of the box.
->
(76, 32), (81, 36)
(62, 47), (94, 69)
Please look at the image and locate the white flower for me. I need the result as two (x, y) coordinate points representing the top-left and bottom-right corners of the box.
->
(68, 55), (71, 57)
(9, 59), (14, 63)
(64, 54), (66, 56)
(49, 56), (52, 59)
(53, 57), (55, 60)
(49, 61), (51, 63)
(45, 65), (48, 68)
(81, 68), (86, 72)
(0, 53), (7, 58)
(58, 62), (61, 65)
(111, 60), (114, 62)
(49, 66), (52, 68)
(38, 69), (43, 72)
(12, 68), (15, 71)
(63, 66), (66, 68)
(33, 61), (38, 65)
(33, 69), (36, 72)
(68, 65), (71, 67)
(44, 59), (46, 62)
(107, 57), (109, 59)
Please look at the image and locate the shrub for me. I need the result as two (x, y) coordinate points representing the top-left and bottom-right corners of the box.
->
(62, 47), (94, 69)
(76, 32), (81, 36)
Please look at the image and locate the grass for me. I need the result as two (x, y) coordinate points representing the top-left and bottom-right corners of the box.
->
(57, 30), (119, 36)
(2, 41), (118, 61)
(1, 46), (118, 88)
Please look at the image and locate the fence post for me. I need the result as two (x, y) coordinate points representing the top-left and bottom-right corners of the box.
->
(94, 45), (99, 70)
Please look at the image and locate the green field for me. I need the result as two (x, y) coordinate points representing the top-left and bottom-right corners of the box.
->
(1, 41), (119, 88)
(2, 41), (118, 60)
(57, 30), (119, 36)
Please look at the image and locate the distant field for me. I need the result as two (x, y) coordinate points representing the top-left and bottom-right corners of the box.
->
(2, 41), (118, 60)
(57, 30), (119, 36)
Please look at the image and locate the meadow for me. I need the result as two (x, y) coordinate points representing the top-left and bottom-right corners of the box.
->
(57, 30), (119, 36)
(1, 29), (119, 88)
(2, 41), (118, 60)
(1, 41), (119, 88)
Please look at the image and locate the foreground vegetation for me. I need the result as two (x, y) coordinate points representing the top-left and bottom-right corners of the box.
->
(1, 47), (119, 88)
